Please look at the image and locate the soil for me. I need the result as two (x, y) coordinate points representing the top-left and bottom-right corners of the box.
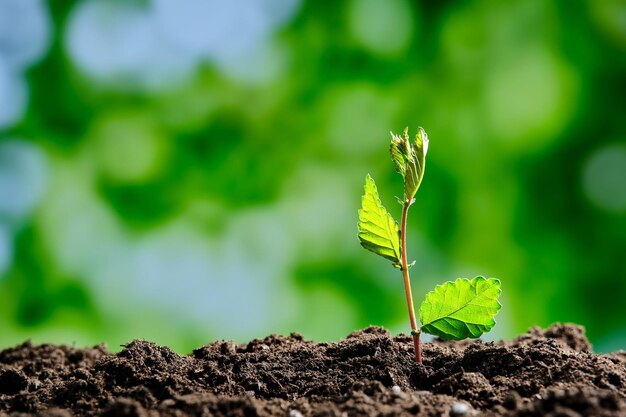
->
(0, 324), (624, 417)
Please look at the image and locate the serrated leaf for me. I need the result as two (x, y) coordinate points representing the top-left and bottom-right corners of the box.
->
(419, 276), (501, 340)
(358, 175), (402, 266)
(390, 130), (409, 177)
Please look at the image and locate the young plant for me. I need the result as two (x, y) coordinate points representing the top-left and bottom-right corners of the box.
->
(357, 127), (502, 364)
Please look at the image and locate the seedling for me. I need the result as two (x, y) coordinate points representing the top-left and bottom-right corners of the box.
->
(357, 127), (502, 364)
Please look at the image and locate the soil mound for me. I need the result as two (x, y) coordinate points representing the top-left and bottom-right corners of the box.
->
(0, 324), (624, 416)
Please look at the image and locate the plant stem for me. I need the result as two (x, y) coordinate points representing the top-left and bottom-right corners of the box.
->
(400, 201), (422, 364)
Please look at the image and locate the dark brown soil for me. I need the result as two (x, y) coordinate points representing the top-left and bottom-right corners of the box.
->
(0, 324), (624, 417)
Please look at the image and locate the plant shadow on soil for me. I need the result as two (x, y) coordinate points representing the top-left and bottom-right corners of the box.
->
(0, 324), (624, 417)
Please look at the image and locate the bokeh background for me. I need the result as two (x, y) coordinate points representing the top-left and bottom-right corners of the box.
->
(0, 0), (625, 353)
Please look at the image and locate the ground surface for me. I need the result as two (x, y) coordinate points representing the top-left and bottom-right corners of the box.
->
(0, 324), (624, 417)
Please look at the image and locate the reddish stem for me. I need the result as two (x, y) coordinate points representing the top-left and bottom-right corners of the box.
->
(400, 202), (422, 364)
(414, 331), (422, 364)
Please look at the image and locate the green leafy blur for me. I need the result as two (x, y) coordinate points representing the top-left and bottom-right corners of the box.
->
(0, 1), (625, 352)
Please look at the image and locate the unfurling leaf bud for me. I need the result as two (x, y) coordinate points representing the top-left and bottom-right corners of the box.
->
(389, 127), (429, 204)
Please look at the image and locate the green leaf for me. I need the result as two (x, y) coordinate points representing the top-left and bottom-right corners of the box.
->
(413, 127), (428, 188)
(390, 129), (409, 178)
(419, 276), (501, 340)
(358, 175), (402, 267)
(389, 127), (429, 203)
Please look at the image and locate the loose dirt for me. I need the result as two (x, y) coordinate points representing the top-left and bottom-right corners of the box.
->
(0, 324), (624, 416)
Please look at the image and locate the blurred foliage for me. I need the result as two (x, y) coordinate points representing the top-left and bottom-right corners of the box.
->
(0, 0), (625, 352)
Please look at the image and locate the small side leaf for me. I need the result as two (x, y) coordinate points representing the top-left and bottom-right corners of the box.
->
(419, 276), (501, 340)
(358, 175), (402, 267)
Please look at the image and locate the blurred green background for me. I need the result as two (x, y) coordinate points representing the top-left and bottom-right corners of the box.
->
(0, 0), (625, 353)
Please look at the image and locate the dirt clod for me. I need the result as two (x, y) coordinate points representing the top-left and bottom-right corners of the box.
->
(0, 324), (623, 416)
(0, 369), (28, 395)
